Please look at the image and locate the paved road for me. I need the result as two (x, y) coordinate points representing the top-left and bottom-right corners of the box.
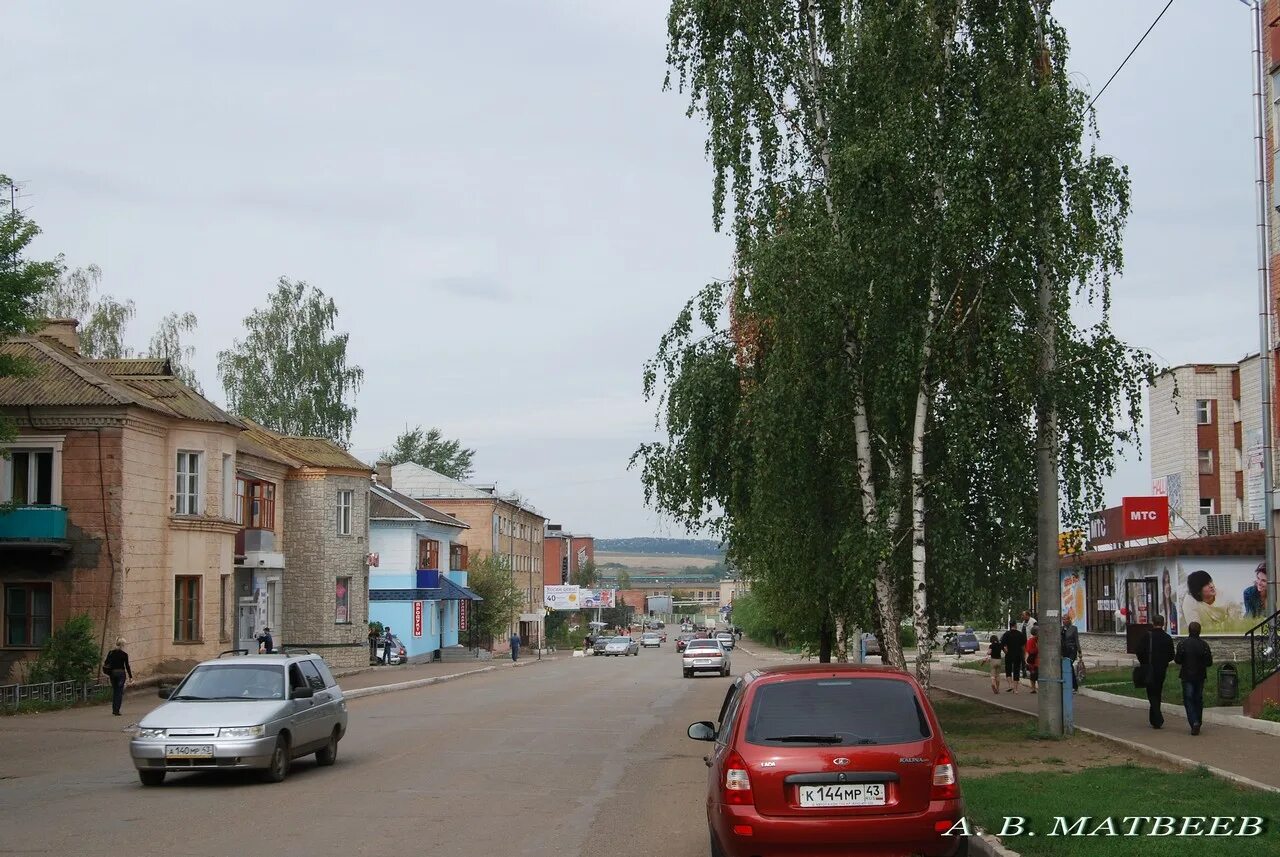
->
(0, 644), (749, 857)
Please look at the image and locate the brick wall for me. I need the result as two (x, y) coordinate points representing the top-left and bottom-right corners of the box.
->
(281, 472), (369, 669)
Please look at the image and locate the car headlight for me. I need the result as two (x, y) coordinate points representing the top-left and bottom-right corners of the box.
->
(136, 728), (166, 739)
(218, 725), (266, 738)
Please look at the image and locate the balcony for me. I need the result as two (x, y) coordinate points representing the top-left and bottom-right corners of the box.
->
(0, 505), (70, 552)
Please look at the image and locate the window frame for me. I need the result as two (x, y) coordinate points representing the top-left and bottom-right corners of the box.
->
(1195, 399), (1212, 426)
(335, 576), (352, 624)
(4, 582), (52, 648)
(418, 538), (440, 571)
(174, 575), (202, 643)
(1, 445), (59, 506)
(1199, 498), (1215, 517)
(1198, 449), (1214, 475)
(298, 659), (326, 691)
(175, 450), (203, 516)
(336, 489), (353, 536)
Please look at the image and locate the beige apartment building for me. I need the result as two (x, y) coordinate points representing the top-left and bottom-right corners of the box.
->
(388, 462), (546, 648)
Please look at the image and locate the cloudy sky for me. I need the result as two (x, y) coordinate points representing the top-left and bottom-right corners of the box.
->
(1, 2), (1259, 538)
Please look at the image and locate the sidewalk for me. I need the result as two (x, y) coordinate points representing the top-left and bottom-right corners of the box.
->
(735, 639), (1279, 793)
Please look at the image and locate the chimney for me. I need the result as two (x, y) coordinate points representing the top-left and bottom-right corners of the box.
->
(38, 318), (81, 354)
(376, 460), (393, 488)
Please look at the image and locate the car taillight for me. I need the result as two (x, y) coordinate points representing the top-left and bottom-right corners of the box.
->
(723, 750), (753, 805)
(931, 747), (959, 801)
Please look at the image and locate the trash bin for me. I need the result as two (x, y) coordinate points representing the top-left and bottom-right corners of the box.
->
(1218, 663), (1239, 704)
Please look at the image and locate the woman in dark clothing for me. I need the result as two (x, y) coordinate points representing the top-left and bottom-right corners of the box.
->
(102, 638), (133, 716)
(986, 635), (1005, 694)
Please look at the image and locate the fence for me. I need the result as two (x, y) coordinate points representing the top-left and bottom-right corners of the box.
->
(1, 679), (106, 711)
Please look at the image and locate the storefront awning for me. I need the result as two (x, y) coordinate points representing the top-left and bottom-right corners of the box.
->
(370, 577), (483, 602)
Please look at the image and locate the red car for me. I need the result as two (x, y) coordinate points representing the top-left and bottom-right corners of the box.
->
(687, 664), (966, 857)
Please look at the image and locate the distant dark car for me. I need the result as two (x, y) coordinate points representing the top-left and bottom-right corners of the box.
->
(676, 635), (692, 653)
(943, 631), (980, 656)
(861, 633), (882, 657)
(592, 637), (614, 656)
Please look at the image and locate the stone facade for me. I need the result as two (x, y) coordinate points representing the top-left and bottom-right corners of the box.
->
(281, 471), (369, 669)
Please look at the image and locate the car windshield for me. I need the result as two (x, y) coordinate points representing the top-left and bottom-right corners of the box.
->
(745, 678), (931, 747)
(172, 663), (287, 701)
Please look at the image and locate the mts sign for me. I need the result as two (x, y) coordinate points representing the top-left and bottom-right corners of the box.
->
(1122, 496), (1168, 540)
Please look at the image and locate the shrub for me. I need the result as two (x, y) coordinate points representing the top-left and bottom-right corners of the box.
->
(28, 614), (100, 684)
(900, 625), (917, 648)
(1260, 698), (1280, 723)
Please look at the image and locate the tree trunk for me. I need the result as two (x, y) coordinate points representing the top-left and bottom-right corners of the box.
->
(909, 348), (933, 688)
(819, 612), (833, 663)
(835, 616), (848, 663)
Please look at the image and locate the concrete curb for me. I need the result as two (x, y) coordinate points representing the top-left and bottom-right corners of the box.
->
(1076, 687), (1280, 737)
(971, 832), (1022, 857)
(343, 666), (495, 700)
(936, 684), (1280, 795)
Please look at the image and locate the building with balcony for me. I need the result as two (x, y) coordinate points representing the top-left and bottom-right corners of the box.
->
(0, 320), (242, 680)
(367, 470), (480, 662)
(388, 462), (547, 649)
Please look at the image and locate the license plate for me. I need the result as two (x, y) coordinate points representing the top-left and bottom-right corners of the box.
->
(798, 783), (886, 808)
(694, 659), (716, 665)
(165, 744), (214, 759)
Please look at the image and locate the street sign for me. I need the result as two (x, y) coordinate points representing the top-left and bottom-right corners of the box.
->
(413, 601), (423, 637)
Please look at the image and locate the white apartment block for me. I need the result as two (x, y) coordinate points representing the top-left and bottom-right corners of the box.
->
(1148, 357), (1266, 538)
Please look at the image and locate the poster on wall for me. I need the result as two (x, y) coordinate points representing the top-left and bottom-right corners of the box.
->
(543, 585), (581, 610)
(579, 589), (615, 609)
(1246, 429), (1265, 523)
(1113, 556), (1265, 636)
(1060, 572), (1086, 629)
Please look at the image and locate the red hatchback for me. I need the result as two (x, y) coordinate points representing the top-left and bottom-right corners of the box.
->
(687, 664), (967, 857)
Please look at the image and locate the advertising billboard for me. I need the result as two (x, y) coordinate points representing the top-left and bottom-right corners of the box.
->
(580, 589), (615, 609)
(543, 585), (581, 611)
(413, 601), (423, 637)
(1121, 496), (1169, 540)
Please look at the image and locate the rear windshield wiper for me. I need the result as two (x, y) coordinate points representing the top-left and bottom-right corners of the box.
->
(765, 735), (845, 744)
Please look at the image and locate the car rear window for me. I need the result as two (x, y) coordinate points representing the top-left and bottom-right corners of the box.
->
(687, 641), (720, 650)
(745, 677), (931, 747)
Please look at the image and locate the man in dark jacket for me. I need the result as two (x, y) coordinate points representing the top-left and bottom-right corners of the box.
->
(1174, 621), (1213, 735)
(1000, 621), (1027, 692)
(1135, 614), (1174, 729)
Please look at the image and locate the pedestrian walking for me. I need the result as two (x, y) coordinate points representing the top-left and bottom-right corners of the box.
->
(1019, 610), (1037, 675)
(1061, 614), (1082, 691)
(1174, 621), (1213, 735)
(1135, 614), (1174, 729)
(1000, 621), (1026, 692)
(102, 637), (133, 716)
(1025, 626), (1040, 694)
(256, 626), (274, 654)
(986, 635), (1005, 694)
(509, 631), (521, 663)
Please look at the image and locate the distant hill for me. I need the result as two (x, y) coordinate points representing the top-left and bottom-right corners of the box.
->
(595, 537), (724, 557)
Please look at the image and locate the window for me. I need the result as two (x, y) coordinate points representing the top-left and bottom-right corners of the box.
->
(1199, 498), (1215, 517)
(492, 514), (499, 552)
(234, 478), (246, 525)
(1195, 399), (1212, 425)
(335, 576), (351, 624)
(222, 454), (234, 518)
(336, 490), (353, 535)
(418, 539), (440, 570)
(1198, 449), (1214, 475)
(4, 449), (54, 505)
(745, 678), (931, 746)
(450, 543), (469, 571)
(249, 482), (275, 529)
(4, 583), (52, 647)
(219, 574), (230, 642)
(175, 451), (202, 515)
(174, 576), (201, 642)
(298, 659), (326, 691)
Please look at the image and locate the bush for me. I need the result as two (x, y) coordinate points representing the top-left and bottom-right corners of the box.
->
(28, 615), (100, 684)
(899, 625), (917, 648)
(1260, 698), (1280, 723)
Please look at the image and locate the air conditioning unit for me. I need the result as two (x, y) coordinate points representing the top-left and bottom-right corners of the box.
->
(1205, 514), (1233, 537)
(1237, 521), (1261, 533)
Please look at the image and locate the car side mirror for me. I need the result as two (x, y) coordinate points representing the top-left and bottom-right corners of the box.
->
(157, 686), (175, 700)
(687, 721), (716, 742)
(292, 686), (315, 700)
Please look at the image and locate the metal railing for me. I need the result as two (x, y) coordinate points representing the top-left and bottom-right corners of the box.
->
(1245, 608), (1280, 686)
(1, 678), (106, 711)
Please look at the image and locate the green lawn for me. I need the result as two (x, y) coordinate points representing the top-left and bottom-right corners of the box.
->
(962, 766), (1274, 857)
(933, 694), (1275, 856)
(1083, 666), (1256, 709)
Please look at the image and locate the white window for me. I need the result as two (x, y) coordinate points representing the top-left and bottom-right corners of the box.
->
(1195, 399), (1212, 425)
(1199, 498), (1214, 516)
(336, 490), (353, 536)
(1198, 449), (1214, 475)
(2, 448), (55, 505)
(175, 451), (202, 515)
(222, 454), (234, 518)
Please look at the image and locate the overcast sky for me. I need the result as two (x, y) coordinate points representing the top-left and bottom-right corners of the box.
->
(1, 2), (1258, 538)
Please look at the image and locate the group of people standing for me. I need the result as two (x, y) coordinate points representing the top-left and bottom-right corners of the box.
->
(1135, 615), (1214, 735)
(985, 610), (1082, 695)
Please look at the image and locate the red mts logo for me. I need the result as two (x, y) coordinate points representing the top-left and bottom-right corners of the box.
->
(1122, 496), (1168, 540)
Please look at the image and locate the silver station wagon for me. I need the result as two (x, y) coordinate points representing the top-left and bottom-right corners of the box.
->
(130, 650), (348, 786)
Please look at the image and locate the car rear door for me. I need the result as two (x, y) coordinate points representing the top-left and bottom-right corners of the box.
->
(298, 659), (337, 743)
(736, 675), (938, 819)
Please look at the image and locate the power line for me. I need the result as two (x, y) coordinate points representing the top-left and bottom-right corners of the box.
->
(1087, 0), (1177, 110)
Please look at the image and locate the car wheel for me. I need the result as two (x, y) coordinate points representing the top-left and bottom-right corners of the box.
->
(138, 769), (165, 787)
(259, 734), (291, 783)
(683, 669), (693, 678)
(315, 727), (340, 767)
(721, 666), (730, 677)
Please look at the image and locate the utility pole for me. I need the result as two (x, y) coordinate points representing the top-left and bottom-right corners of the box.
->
(1032, 0), (1064, 738)
(1247, 0), (1278, 619)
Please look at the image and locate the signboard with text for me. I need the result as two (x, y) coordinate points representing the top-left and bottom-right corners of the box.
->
(579, 589), (615, 609)
(544, 585), (581, 611)
(1121, 496), (1169, 540)
(459, 599), (468, 632)
(413, 601), (423, 637)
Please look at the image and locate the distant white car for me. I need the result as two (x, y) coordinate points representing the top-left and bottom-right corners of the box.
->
(640, 632), (662, 648)
(715, 631), (735, 650)
(604, 637), (640, 656)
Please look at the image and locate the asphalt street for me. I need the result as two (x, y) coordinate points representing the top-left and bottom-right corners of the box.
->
(0, 643), (750, 857)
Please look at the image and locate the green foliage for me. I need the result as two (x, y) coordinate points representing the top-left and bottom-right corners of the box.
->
(570, 559), (599, 589)
(28, 614), (100, 684)
(148, 311), (202, 392)
(384, 425), (475, 480)
(0, 175), (58, 443)
(217, 277), (364, 446)
(466, 553), (524, 643)
(615, 569), (632, 591)
(34, 261), (136, 359)
(1260, 699), (1280, 723)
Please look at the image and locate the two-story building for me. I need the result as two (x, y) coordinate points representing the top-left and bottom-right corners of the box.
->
(389, 462), (547, 649)
(0, 320), (241, 679)
(368, 466), (480, 662)
(236, 420), (372, 670)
